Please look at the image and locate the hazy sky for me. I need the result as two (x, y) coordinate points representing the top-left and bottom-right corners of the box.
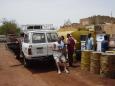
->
(0, 0), (115, 27)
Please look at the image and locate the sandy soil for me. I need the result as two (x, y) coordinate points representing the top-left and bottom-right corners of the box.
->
(0, 43), (115, 86)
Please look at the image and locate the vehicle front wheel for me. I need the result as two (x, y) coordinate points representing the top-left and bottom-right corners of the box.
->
(23, 57), (30, 67)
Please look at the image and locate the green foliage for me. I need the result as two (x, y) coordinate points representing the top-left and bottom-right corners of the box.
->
(0, 21), (20, 35)
(72, 30), (89, 42)
(71, 30), (89, 49)
(78, 27), (88, 31)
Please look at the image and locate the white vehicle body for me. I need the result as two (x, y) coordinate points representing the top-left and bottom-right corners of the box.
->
(21, 25), (58, 61)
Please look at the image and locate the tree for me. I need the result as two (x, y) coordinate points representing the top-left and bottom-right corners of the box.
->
(0, 20), (20, 35)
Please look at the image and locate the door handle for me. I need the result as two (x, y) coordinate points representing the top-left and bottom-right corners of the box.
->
(37, 47), (43, 49)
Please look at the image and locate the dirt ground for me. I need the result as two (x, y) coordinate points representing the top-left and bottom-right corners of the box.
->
(0, 43), (115, 86)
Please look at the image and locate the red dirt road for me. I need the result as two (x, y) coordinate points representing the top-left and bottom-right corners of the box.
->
(0, 43), (115, 86)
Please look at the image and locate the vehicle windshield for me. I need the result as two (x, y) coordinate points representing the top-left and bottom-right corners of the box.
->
(32, 33), (46, 43)
(47, 33), (58, 42)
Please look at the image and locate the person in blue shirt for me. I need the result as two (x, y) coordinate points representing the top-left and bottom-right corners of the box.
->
(86, 33), (94, 50)
(101, 35), (109, 52)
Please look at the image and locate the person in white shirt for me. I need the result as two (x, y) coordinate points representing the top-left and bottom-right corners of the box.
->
(53, 37), (69, 74)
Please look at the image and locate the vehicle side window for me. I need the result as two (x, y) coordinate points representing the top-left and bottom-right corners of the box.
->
(32, 33), (46, 43)
(27, 26), (33, 29)
(47, 33), (58, 42)
(24, 34), (29, 43)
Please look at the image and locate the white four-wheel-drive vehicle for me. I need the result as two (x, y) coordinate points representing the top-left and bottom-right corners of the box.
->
(21, 24), (58, 66)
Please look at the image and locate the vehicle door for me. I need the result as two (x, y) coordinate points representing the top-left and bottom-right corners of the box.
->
(46, 32), (58, 55)
(22, 33), (30, 56)
(31, 32), (47, 57)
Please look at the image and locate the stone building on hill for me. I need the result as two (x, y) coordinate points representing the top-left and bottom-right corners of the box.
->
(80, 15), (115, 26)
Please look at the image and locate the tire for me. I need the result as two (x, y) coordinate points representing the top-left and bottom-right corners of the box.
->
(15, 50), (20, 59)
(19, 50), (24, 58)
(22, 52), (30, 67)
(16, 56), (20, 60)
(23, 57), (30, 67)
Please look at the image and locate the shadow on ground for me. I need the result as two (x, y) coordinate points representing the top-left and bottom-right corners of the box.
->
(17, 58), (57, 74)
(27, 61), (56, 73)
(27, 61), (56, 74)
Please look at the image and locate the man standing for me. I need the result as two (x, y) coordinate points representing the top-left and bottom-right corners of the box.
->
(86, 33), (94, 50)
(101, 35), (109, 52)
(67, 34), (75, 67)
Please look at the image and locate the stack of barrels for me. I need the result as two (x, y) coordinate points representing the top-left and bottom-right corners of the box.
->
(90, 52), (101, 74)
(81, 50), (115, 78)
(100, 53), (115, 78)
(81, 50), (93, 71)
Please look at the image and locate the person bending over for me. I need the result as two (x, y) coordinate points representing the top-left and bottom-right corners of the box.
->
(53, 38), (69, 74)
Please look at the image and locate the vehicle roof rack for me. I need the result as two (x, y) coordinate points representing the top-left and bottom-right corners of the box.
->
(21, 24), (55, 32)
